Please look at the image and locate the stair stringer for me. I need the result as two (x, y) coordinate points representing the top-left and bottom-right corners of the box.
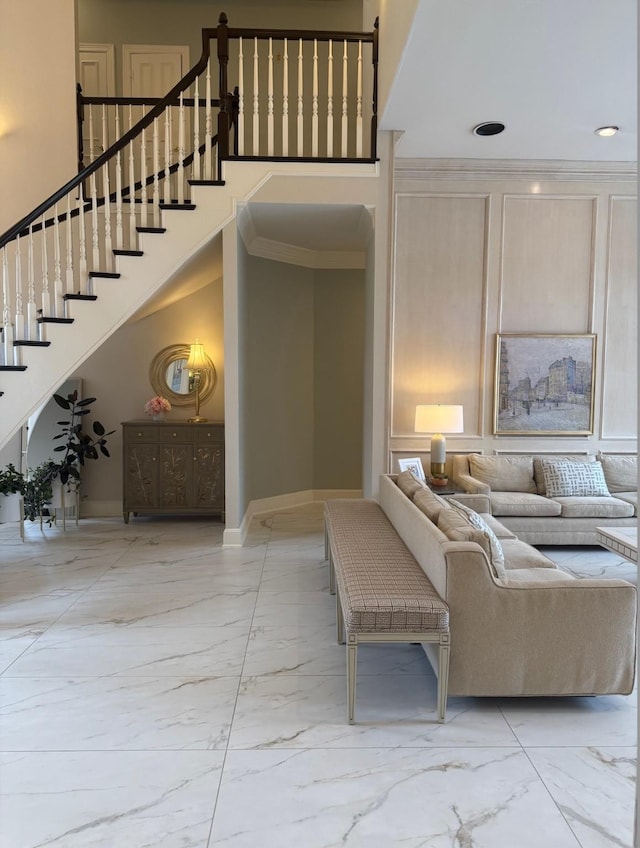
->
(0, 161), (378, 450)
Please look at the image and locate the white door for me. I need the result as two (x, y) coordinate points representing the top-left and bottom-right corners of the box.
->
(122, 45), (190, 97)
(79, 44), (116, 162)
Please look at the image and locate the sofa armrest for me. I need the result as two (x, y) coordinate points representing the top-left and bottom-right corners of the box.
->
(453, 472), (491, 496)
(448, 492), (491, 514)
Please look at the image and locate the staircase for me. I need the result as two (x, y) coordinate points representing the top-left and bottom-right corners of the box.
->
(0, 15), (378, 451)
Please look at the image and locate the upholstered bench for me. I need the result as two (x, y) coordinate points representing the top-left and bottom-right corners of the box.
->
(324, 499), (451, 723)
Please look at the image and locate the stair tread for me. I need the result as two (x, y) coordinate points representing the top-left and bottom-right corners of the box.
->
(63, 294), (98, 301)
(159, 203), (195, 210)
(37, 317), (74, 324)
(189, 179), (226, 186)
(136, 227), (167, 233)
(89, 271), (121, 278)
(13, 340), (51, 347)
(113, 249), (144, 256)
(0, 365), (27, 371)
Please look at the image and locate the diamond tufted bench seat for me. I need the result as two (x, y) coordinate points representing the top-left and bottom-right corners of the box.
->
(324, 499), (450, 723)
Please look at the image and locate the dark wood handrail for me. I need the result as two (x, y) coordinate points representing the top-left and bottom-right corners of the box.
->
(80, 96), (221, 107)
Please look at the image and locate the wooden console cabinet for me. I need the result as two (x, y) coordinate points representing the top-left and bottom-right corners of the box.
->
(122, 421), (224, 522)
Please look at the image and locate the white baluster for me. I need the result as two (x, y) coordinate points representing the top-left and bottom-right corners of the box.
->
(204, 60), (212, 180)
(237, 39), (245, 156)
(140, 126), (148, 227)
(252, 38), (259, 155)
(128, 107), (137, 246)
(88, 105), (95, 162)
(281, 39), (288, 157)
(1, 247), (13, 365)
(178, 92), (185, 204)
(164, 107), (171, 201)
(297, 39), (304, 156)
(312, 39), (318, 157)
(78, 193), (88, 295)
(90, 170), (100, 271)
(65, 195), (74, 295)
(27, 227), (37, 340)
(14, 236), (24, 345)
(152, 116), (160, 227)
(102, 108), (112, 270)
(327, 41), (334, 157)
(40, 214), (51, 319)
(114, 110), (124, 250)
(356, 40), (363, 157)
(341, 40), (348, 157)
(267, 37), (274, 156)
(53, 204), (63, 316)
(193, 77), (201, 180)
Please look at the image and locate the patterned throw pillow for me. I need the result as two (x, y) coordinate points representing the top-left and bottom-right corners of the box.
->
(541, 460), (610, 498)
(396, 469), (426, 498)
(448, 500), (505, 575)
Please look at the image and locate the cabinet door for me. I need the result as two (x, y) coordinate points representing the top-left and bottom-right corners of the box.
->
(124, 444), (158, 508)
(158, 444), (192, 507)
(194, 443), (224, 509)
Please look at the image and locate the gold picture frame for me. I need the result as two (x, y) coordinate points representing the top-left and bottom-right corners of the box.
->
(494, 333), (596, 436)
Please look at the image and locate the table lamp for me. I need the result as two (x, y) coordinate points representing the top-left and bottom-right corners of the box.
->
(414, 404), (464, 483)
(186, 339), (209, 423)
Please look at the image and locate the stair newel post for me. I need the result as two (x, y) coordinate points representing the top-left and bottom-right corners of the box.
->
(281, 39), (288, 157)
(312, 39), (319, 157)
(114, 109), (124, 251)
(237, 38), (245, 156)
(101, 107), (113, 272)
(1, 247), (14, 367)
(40, 214), (51, 321)
(326, 40), (334, 157)
(204, 59), (213, 180)
(65, 195), (75, 297)
(267, 37), (274, 156)
(26, 227), (37, 342)
(217, 12), (230, 173)
(77, 193), (88, 295)
(152, 116), (160, 228)
(128, 107), (137, 247)
(193, 76), (201, 180)
(356, 40), (363, 157)
(53, 204), (63, 318)
(370, 17), (379, 159)
(88, 105), (95, 164)
(14, 236), (24, 349)
(297, 39), (304, 156)
(178, 92), (185, 204)
(341, 40), (348, 157)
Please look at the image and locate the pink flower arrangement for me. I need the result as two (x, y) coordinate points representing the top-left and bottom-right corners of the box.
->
(144, 395), (171, 417)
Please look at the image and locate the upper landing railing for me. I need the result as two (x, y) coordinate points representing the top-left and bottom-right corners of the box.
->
(0, 13), (378, 363)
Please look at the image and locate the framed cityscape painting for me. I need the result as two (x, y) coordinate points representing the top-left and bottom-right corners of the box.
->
(494, 333), (596, 435)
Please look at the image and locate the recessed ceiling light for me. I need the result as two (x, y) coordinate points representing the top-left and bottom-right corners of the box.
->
(473, 121), (506, 137)
(595, 126), (619, 137)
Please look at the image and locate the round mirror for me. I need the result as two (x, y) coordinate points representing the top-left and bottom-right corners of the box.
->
(149, 344), (217, 408)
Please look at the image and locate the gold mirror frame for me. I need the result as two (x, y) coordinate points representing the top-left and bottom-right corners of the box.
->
(149, 343), (217, 408)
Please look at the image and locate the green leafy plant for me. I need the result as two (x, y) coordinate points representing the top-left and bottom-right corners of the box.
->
(23, 460), (58, 522)
(52, 391), (115, 485)
(0, 463), (26, 496)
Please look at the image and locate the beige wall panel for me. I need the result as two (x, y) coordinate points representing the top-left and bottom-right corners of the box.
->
(392, 194), (487, 436)
(501, 196), (595, 332)
(601, 197), (637, 439)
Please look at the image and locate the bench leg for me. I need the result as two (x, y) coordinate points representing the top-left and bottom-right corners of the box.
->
(437, 634), (450, 723)
(328, 550), (336, 595)
(336, 589), (345, 645)
(347, 635), (358, 724)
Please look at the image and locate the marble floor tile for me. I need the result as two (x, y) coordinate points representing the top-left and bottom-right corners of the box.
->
(210, 748), (581, 848)
(526, 746), (636, 848)
(252, 590), (337, 628)
(0, 750), (224, 848)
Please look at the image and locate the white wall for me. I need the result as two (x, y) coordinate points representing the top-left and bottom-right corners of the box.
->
(0, 0), (78, 234)
(389, 159), (637, 474)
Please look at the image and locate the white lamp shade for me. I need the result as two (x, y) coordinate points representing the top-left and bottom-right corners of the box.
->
(186, 339), (208, 371)
(414, 404), (464, 434)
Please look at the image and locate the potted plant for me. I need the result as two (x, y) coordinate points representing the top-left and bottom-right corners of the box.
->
(23, 460), (57, 524)
(0, 462), (26, 523)
(51, 390), (115, 485)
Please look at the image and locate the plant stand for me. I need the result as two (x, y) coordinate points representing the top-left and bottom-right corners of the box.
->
(0, 493), (25, 541)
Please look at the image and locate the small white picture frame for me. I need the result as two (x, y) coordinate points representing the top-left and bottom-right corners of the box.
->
(397, 457), (426, 482)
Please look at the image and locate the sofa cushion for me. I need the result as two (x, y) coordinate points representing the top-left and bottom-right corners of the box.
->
(480, 514), (518, 539)
(500, 539), (558, 569)
(396, 470), (425, 499)
(598, 454), (637, 493)
(611, 492), (637, 515)
(469, 454), (536, 493)
(490, 492), (562, 517)
(542, 460), (610, 497)
(413, 487), (451, 523)
(553, 496), (635, 518)
(438, 505), (506, 578)
(501, 568), (575, 586)
(533, 454), (595, 495)
(449, 501), (506, 566)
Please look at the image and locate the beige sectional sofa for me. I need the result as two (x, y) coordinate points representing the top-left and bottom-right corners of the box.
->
(379, 471), (637, 698)
(451, 452), (637, 545)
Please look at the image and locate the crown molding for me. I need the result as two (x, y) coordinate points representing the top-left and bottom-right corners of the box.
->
(395, 158), (638, 182)
(248, 236), (365, 269)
